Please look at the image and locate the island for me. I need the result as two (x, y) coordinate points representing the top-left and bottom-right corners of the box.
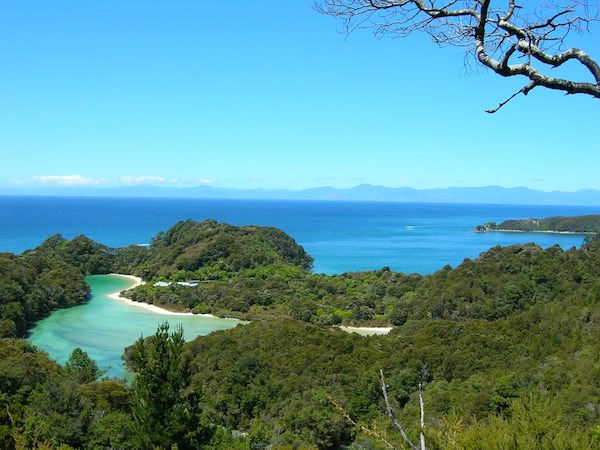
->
(474, 214), (600, 234)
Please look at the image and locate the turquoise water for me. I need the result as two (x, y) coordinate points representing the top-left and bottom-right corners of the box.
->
(28, 274), (240, 379)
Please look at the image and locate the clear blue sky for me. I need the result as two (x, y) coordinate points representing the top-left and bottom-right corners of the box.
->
(1, 1), (599, 191)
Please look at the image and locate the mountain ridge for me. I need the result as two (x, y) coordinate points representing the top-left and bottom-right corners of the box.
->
(3, 184), (600, 205)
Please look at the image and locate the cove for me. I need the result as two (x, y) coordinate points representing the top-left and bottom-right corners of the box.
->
(27, 274), (240, 379)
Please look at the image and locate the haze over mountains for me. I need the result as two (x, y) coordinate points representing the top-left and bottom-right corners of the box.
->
(3, 184), (600, 205)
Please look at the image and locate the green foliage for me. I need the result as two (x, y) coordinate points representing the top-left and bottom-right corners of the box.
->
(30, 234), (114, 275)
(180, 286), (600, 448)
(0, 339), (135, 449)
(22, 379), (93, 448)
(382, 240), (600, 323)
(290, 297), (317, 322)
(111, 244), (150, 276)
(128, 239), (600, 328)
(127, 266), (419, 325)
(185, 321), (378, 448)
(0, 252), (90, 337)
(428, 395), (599, 449)
(130, 322), (212, 449)
(65, 348), (103, 384)
(137, 220), (313, 279)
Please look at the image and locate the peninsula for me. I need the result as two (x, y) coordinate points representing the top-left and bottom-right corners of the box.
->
(475, 214), (600, 234)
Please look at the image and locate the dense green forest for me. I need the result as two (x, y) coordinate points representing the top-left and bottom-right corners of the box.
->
(475, 214), (600, 233)
(2, 220), (600, 448)
(134, 220), (313, 279)
(0, 252), (89, 338)
(124, 222), (600, 327)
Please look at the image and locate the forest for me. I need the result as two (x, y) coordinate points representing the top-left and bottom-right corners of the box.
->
(122, 221), (600, 329)
(1, 220), (600, 448)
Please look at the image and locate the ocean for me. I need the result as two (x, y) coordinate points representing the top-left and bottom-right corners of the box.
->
(1, 196), (595, 274)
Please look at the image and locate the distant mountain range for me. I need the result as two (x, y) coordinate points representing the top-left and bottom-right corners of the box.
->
(3, 184), (600, 206)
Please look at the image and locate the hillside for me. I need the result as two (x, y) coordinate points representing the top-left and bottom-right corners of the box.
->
(135, 219), (313, 280)
(177, 300), (600, 448)
(475, 214), (600, 233)
(126, 237), (600, 326)
(0, 252), (90, 337)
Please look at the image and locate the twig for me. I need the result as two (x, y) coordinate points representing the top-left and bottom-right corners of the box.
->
(327, 396), (395, 449)
(485, 81), (537, 113)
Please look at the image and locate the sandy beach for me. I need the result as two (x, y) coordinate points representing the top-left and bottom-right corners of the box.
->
(108, 274), (392, 331)
(107, 273), (219, 318)
(338, 325), (393, 336)
(482, 229), (594, 235)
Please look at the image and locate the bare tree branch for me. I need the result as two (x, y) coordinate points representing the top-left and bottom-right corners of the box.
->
(418, 383), (426, 450)
(329, 371), (430, 449)
(380, 368), (418, 450)
(316, 0), (600, 110)
(485, 80), (537, 113)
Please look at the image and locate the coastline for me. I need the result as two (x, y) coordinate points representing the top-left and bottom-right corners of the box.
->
(107, 274), (393, 332)
(106, 273), (221, 318)
(480, 229), (594, 235)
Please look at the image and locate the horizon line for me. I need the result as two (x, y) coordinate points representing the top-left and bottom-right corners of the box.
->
(2, 183), (600, 194)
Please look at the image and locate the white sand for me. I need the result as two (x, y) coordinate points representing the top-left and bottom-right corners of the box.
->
(483, 229), (594, 235)
(337, 325), (393, 336)
(106, 273), (219, 318)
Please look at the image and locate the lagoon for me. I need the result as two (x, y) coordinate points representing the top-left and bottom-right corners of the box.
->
(27, 274), (240, 379)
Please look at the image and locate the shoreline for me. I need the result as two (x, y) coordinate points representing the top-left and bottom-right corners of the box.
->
(337, 325), (393, 336)
(106, 274), (392, 332)
(106, 273), (222, 319)
(477, 229), (594, 235)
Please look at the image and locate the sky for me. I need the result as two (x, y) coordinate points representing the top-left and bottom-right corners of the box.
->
(0, 1), (599, 192)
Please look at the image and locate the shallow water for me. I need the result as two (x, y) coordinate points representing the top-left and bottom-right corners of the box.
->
(28, 274), (240, 379)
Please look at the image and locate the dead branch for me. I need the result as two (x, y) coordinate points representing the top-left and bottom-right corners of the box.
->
(327, 395), (396, 449)
(418, 383), (426, 450)
(380, 368), (418, 450)
(485, 80), (537, 113)
(316, 0), (600, 110)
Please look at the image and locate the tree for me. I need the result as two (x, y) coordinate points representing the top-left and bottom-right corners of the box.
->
(65, 348), (103, 384)
(130, 323), (211, 449)
(316, 0), (600, 112)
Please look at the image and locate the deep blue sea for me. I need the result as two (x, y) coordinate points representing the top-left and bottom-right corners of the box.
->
(1, 196), (597, 274)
